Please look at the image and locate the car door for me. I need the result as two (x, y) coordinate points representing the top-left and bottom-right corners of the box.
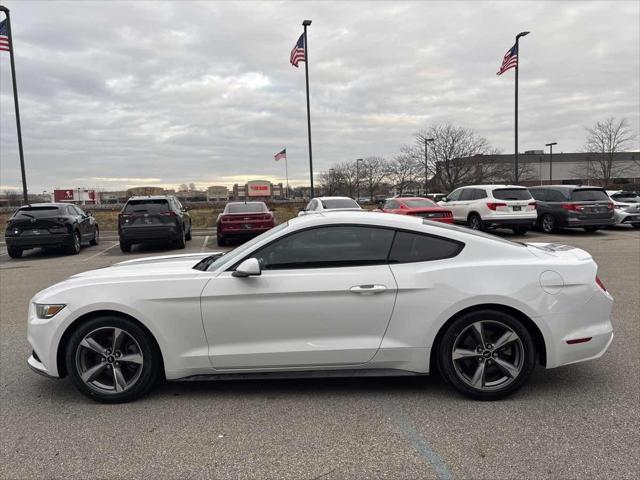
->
(383, 199), (400, 213)
(443, 189), (464, 221)
(200, 225), (398, 369)
(71, 205), (91, 241)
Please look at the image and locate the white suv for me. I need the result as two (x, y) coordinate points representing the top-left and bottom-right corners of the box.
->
(438, 185), (537, 234)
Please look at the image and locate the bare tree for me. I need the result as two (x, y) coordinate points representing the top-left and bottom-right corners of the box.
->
(387, 153), (420, 195)
(583, 117), (637, 187)
(408, 123), (494, 192)
(360, 157), (390, 201)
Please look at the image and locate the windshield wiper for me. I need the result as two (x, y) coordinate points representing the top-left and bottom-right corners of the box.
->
(19, 212), (35, 219)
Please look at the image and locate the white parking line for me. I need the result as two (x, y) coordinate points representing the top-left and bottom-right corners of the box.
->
(200, 235), (209, 252)
(83, 241), (118, 262)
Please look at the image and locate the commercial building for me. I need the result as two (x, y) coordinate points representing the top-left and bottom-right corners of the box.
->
(206, 186), (229, 202)
(232, 181), (285, 200)
(52, 188), (101, 205)
(126, 186), (165, 197)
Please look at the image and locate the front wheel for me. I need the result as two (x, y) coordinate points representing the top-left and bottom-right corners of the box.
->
(437, 310), (536, 400)
(90, 227), (100, 246)
(65, 316), (160, 403)
(7, 246), (23, 259)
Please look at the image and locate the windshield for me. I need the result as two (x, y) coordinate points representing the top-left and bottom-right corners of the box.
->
(492, 188), (532, 200)
(321, 199), (360, 209)
(571, 189), (609, 201)
(124, 199), (169, 213)
(404, 199), (437, 208)
(226, 203), (267, 214)
(14, 206), (62, 218)
(207, 222), (289, 271)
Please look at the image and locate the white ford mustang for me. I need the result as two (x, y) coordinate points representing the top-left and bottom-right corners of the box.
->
(27, 212), (614, 403)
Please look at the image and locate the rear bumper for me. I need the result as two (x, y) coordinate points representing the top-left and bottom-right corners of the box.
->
(218, 226), (273, 237)
(5, 233), (72, 249)
(119, 225), (178, 242)
(563, 217), (615, 228)
(483, 218), (536, 228)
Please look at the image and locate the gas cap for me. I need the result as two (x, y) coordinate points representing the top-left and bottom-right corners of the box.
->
(539, 270), (564, 295)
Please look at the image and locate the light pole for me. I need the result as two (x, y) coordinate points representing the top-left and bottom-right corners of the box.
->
(356, 158), (363, 200)
(424, 137), (434, 196)
(514, 31), (530, 184)
(545, 142), (557, 184)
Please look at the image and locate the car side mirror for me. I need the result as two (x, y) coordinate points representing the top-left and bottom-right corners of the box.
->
(233, 258), (261, 277)
(441, 197), (448, 202)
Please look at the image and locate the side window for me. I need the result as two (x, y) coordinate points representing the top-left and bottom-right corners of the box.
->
(389, 231), (463, 263)
(385, 200), (399, 209)
(251, 226), (395, 270)
(459, 189), (474, 201)
(70, 205), (82, 216)
(530, 189), (547, 201)
(474, 189), (487, 200)
(446, 189), (461, 202)
(75, 206), (86, 216)
(547, 189), (565, 202)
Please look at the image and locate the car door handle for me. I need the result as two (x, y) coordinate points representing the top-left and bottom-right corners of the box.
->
(350, 284), (387, 295)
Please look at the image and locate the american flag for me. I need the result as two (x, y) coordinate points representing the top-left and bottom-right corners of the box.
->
(274, 148), (286, 161)
(0, 19), (10, 52)
(290, 34), (305, 67)
(496, 43), (518, 75)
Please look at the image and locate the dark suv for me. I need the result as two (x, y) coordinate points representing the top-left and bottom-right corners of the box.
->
(4, 203), (99, 258)
(118, 196), (192, 252)
(528, 185), (615, 233)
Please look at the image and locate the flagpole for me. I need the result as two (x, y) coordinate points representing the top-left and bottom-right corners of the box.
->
(514, 31), (529, 184)
(285, 155), (289, 199)
(0, 6), (28, 205)
(302, 19), (314, 198)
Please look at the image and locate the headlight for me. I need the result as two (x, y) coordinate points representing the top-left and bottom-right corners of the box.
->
(35, 304), (66, 319)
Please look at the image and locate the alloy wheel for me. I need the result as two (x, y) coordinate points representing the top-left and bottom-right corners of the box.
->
(75, 327), (144, 394)
(469, 215), (482, 230)
(451, 320), (524, 391)
(74, 233), (81, 252)
(542, 215), (555, 233)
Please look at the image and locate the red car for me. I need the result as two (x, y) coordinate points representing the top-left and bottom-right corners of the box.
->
(376, 197), (453, 223)
(217, 201), (275, 246)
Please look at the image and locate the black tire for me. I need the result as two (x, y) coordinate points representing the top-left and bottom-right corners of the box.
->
(540, 213), (557, 234)
(437, 309), (536, 400)
(119, 240), (131, 253)
(217, 234), (226, 246)
(583, 226), (599, 233)
(467, 213), (484, 231)
(7, 246), (23, 259)
(185, 224), (192, 241)
(175, 228), (186, 249)
(90, 227), (100, 246)
(65, 315), (160, 403)
(512, 226), (529, 235)
(67, 231), (81, 255)
(632, 223), (640, 229)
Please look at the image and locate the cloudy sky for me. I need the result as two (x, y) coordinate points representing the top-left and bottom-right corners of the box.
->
(1, 0), (638, 193)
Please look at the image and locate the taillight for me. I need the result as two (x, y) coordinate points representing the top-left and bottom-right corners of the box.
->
(561, 203), (581, 212)
(595, 275), (607, 292)
(160, 211), (176, 217)
(486, 202), (507, 211)
(528, 202), (537, 208)
(606, 203), (614, 210)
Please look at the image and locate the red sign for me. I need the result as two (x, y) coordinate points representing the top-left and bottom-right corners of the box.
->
(54, 189), (74, 201)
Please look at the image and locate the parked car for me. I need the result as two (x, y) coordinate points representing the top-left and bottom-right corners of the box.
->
(606, 191), (640, 229)
(216, 201), (275, 245)
(118, 196), (192, 252)
(376, 197), (453, 223)
(27, 211), (613, 403)
(606, 190), (640, 204)
(438, 185), (537, 234)
(426, 193), (448, 203)
(4, 203), (99, 258)
(298, 196), (362, 216)
(528, 186), (615, 233)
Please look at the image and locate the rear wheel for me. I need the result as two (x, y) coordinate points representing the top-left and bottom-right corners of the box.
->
(217, 233), (227, 246)
(65, 315), (160, 403)
(67, 231), (81, 255)
(7, 246), (23, 259)
(175, 228), (186, 249)
(90, 227), (100, 246)
(512, 226), (529, 235)
(437, 310), (536, 400)
(119, 240), (131, 253)
(185, 224), (192, 241)
(540, 214), (557, 233)
(467, 213), (483, 231)
(583, 226), (599, 233)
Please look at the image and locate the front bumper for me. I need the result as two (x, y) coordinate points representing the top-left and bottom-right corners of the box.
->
(5, 233), (72, 249)
(26, 302), (71, 378)
(27, 354), (60, 379)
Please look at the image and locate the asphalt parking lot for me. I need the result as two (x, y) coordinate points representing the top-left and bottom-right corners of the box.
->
(1, 227), (638, 479)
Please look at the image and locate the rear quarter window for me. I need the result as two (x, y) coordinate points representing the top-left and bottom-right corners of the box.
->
(389, 231), (464, 263)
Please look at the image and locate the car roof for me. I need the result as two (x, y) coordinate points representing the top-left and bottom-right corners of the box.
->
(458, 184), (529, 189)
(226, 201), (266, 205)
(19, 203), (68, 208)
(529, 185), (604, 190)
(393, 197), (435, 201)
(314, 196), (357, 201)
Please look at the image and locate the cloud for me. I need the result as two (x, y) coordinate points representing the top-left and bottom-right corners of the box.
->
(0, 0), (638, 193)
